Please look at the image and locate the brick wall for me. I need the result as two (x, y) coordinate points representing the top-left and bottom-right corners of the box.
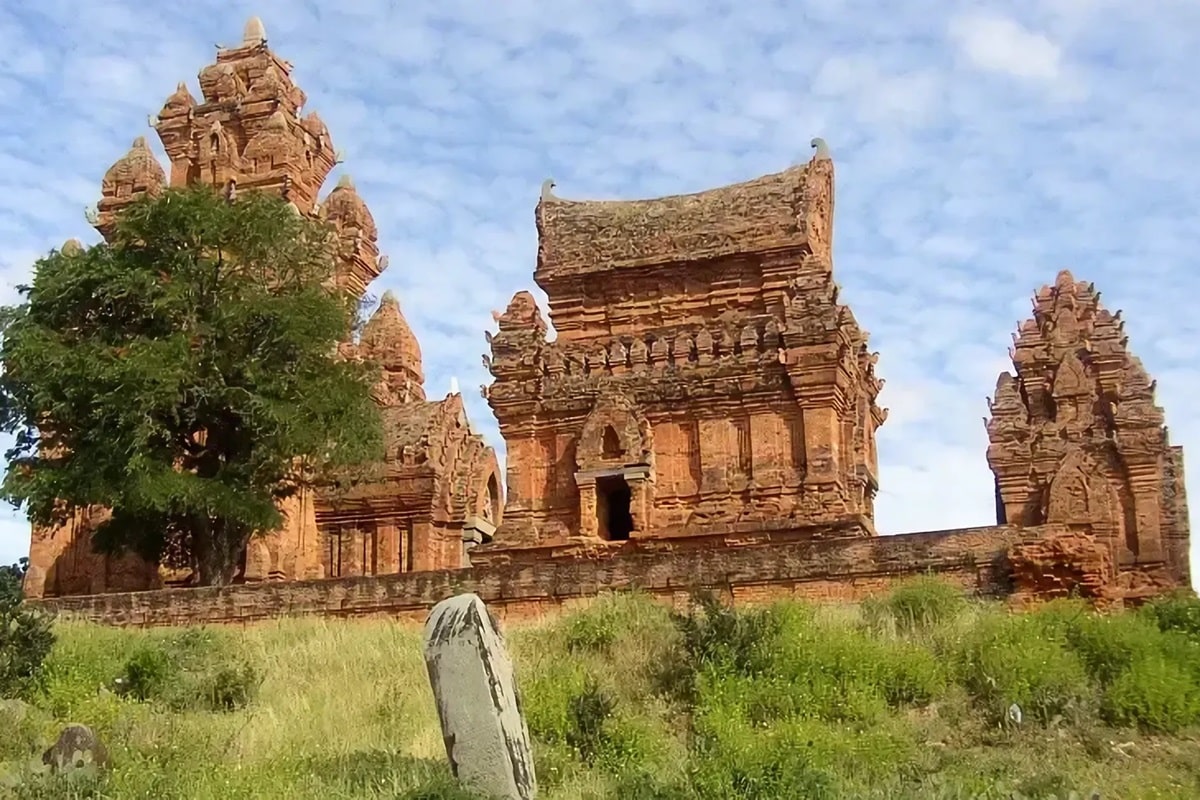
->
(30, 524), (1057, 627)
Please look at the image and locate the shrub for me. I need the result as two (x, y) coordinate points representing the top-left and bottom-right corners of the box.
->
(689, 710), (835, 800)
(952, 613), (1093, 724)
(721, 608), (944, 726)
(661, 592), (783, 706)
(204, 661), (261, 711)
(1141, 591), (1200, 640)
(1101, 654), (1200, 732)
(0, 558), (55, 699)
(114, 627), (260, 712)
(865, 575), (967, 633)
(564, 607), (619, 654)
(118, 645), (172, 702)
(1061, 610), (1167, 685)
(566, 677), (617, 764)
(521, 660), (590, 746)
(876, 641), (946, 708)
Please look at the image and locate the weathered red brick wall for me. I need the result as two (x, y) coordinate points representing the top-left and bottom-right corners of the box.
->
(30, 524), (1060, 627)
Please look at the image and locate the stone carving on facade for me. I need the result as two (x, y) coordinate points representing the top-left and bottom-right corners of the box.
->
(471, 144), (888, 567)
(25, 18), (502, 598)
(20, 20), (1191, 611)
(985, 269), (1190, 593)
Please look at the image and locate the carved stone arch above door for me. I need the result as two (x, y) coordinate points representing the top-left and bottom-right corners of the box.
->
(576, 389), (654, 472)
(574, 389), (655, 542)
(1045, 447), (1128, 553)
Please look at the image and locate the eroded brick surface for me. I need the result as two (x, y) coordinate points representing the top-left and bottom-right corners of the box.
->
(481, 149), (886, 560)
(21, 21), (1192, 615)
(33, 525), (1040, 627)
(985, 270), (1191, 591)
(24, 19), (499, 598)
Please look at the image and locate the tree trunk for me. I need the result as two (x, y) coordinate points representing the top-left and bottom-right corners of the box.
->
(193, 519), (247, 587)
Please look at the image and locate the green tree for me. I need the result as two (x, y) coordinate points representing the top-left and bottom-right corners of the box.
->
(0, 557), (54, 698)
(0, 186), (385, 586)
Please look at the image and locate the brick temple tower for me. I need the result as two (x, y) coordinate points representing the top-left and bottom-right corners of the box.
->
(986, 270), (1190, 595)
(474, 144), (887, 563)
(25, 18), (501, 598)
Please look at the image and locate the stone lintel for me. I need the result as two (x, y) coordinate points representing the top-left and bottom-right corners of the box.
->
(573, 464), (651, 487)
(463, 516), (497, 545)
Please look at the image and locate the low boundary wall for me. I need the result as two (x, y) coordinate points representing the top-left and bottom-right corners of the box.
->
(30, 524), (1056, 627)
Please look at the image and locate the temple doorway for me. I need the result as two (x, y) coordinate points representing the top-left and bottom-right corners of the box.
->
(596, 475), (633, 541)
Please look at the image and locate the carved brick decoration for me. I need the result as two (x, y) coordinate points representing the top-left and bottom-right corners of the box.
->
(24, 22), (1192, 614)
(25, 18), (501, 598)
(474, 149), (888, 562)
(98, 18), (381, 297)
(315, 382), (504, 578)
(986, 269), (1191, 591)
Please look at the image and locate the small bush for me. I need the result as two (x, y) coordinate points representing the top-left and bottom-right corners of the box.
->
(952, 614), (1093, 724)
(114, 627), (260, 712)
(876, 641), (946, 708)
(721, 608), (944, 726)
(662, 592), (783, 706)
(118, 645), (172, 702)
(1141, 591), (1200, 640)
(1061, 610), (1166, 685)
(689, 711), (835, 800)
(566, 677), (617, 764)
(0, 558), (55, 700)
(866, 576), (967, 633)
(564, 609), (618, 654)
(522, 660), (589, 746)
(204, 661), (261, 711)
(1101, 654), (1200, 732)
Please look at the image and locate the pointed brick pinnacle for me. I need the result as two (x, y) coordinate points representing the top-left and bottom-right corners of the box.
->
(243, 16), (267, 46)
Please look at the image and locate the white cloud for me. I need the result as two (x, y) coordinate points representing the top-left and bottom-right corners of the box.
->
(0, 0), (1195, 589)
(948, 14), (1064, 82)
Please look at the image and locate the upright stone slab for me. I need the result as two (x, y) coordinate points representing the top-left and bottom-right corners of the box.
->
(423, 593), (537, 799)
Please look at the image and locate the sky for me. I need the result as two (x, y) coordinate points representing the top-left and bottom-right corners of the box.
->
(0, 0), (1196, 585)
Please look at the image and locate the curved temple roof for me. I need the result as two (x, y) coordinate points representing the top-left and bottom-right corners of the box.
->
(535, 162), (822, 276)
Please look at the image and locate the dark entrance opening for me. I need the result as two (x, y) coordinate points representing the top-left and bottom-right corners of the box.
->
(596, 475), (633, 541)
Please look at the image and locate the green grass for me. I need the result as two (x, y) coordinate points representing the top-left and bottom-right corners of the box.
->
(3, 582), (1200, 799)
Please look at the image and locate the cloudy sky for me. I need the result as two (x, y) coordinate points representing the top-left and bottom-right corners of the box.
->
(0, 0), (1196, 585)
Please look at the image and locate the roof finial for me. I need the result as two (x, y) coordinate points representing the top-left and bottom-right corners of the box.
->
(243, 16), (267, 46)
(336, 174), (355, 190)
(810, 137), (831, 161)
(540, 178), (557, 201)
(449, 376), (461, 396)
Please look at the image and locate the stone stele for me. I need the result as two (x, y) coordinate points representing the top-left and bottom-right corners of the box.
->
(423, 593), (537, 799)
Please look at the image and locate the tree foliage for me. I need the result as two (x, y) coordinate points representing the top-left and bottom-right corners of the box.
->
(0, 557), (54, 698)
(0, 186), (384, 585)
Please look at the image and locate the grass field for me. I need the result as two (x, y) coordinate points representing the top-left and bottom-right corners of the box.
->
(3, 579), (1200, 799)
